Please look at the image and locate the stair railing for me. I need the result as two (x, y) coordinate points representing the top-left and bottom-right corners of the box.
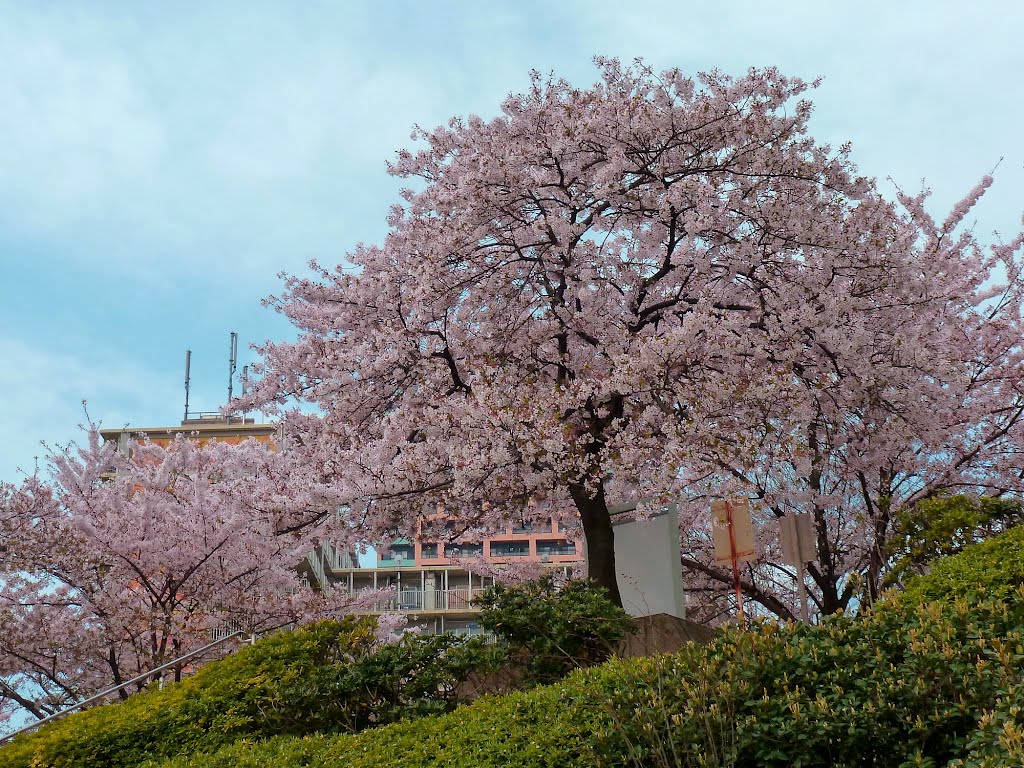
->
(0, 628), (252, 744)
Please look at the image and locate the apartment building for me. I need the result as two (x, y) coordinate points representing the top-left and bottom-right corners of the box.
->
(100, 414), (279, 450)
(322, 517), (584, 635)
(101, 415), (585, 634)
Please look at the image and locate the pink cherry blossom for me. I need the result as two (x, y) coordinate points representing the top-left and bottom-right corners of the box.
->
(234, 59), (1024, 620)
(0, 429), (385, 724)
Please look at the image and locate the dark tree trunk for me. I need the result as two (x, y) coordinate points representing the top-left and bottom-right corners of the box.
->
(807, 420), (843, 615)
(569, 480), (623, 608)
(108, 647), (130, 701)
(0, 680), (46, 720)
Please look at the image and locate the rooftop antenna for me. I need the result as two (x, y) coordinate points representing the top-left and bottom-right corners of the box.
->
(184, 350), (192, 421)
(241, 365), (249, 422)
(227, 332), (238, 404)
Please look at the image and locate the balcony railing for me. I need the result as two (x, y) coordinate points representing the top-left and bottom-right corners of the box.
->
(443, 544), (484, 558)
(537, 546), (578, 556)
(448, 624), (495, 640)
(370, 587), (485, 613)
(208, 619), (250, 642)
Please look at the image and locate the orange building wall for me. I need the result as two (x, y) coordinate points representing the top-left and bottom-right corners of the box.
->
(409, 518), (581, 567)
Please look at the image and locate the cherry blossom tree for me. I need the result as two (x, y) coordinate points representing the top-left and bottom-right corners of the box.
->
(239, 58), (996, 609)
(676, 176), (1024, 622)
(0, 430), (380, 725)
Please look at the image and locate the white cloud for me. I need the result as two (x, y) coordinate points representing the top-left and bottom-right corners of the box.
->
(0, 14), (164, 222)
(0, 337), (180, 483)
(0, 0), (1022, 488)
(575, 0), (1024, 224)
(0, 4), (441, 283)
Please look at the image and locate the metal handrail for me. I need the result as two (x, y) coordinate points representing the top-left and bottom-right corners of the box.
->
(0, 629), (250, 744)
(371, 586), (485, 612)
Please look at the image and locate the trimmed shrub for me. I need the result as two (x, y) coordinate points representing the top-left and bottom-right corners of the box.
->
(898, 523), (1024, 605)
(949, 682), (1024, 768)
(475, 576), (632, 686)
(891, 494), (1023, 580)
(0, 617), (502, 768)
(148, 591), (1024, 768)
(143, 683), (607, 768)
(10, 534), (1024, 768)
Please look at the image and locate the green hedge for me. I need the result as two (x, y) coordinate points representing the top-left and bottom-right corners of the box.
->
(142, 684), (605, 768)
(948, 681), (1024, 768)
(475, 577), (632, 686)
(146, 531), (1022, 768)
(890, 495), (1023, 583)
(0, 617), (502, 768)
(899, 523), (1024, 605)
(138, 684), (603, 768)
(8, 531), (1024, 768)
(147, 591), (1024, 768)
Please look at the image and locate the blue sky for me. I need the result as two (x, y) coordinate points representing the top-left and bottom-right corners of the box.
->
(1, 0), (1022, 483)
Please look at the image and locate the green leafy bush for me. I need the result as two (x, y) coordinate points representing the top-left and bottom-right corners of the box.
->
(890, 494), (1023, 584)
(11, 535), (1024, 768)
(0, 616), (502, 768)
(605, 596), (1024, 767)
(146, 683), (608, 768)
(899, 523), (1024, 605)
(286, 627), (506, 731)
(948, 682), (1024, 768)
(474, 576), (632, 686)
(148, 590), (1024, 768)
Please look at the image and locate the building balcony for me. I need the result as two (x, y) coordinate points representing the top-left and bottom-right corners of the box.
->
(368, 587), (485, 614)
(488, 541), (531, 558)
(535, 540), (578, 557)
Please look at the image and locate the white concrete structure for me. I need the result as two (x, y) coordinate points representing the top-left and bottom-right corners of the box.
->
(610, 502), (687, 619)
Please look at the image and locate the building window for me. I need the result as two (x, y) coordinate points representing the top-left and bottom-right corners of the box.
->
(444, 542), (483, 558)
(489, 541), (530, 557)
(420, 542), (439, 559)
(385, 544), (414, 561)
(536, 540), (576, 556)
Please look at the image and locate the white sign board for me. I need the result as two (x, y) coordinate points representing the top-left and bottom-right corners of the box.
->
(711, 498), (756, 564)
(779, 514), (817, 565)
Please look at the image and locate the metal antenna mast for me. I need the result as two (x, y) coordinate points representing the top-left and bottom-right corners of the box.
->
(240, 365), (249, 421)
(227, 332), (238, 403)
(184, 350), (192, 421)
